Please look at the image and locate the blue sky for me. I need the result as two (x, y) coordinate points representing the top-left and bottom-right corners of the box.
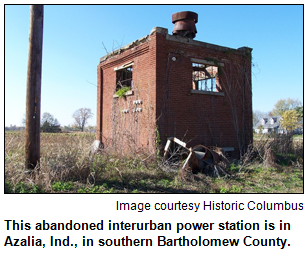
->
(5, 4), (303, 126)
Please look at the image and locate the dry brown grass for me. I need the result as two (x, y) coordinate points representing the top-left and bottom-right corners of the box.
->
(5, 131), (303, 193)
(5, 132), (95, 192)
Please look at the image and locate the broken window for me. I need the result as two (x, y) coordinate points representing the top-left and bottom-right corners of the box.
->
(116, 66), (133, 91)
(192, 63), (219, 92)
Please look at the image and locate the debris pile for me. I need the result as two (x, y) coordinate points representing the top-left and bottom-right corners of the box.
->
(163, 137), (229, 176)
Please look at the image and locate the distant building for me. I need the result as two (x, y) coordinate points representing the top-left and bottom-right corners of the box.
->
(254, 116), (284, 134)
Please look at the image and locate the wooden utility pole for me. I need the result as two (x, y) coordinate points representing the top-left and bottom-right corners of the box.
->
(25, 5), (44, 170)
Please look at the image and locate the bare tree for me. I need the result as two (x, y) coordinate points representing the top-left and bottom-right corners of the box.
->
(72, 108), (93, 132)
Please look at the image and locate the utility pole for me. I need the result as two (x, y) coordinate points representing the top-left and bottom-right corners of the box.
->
(25, 5), (44, 171)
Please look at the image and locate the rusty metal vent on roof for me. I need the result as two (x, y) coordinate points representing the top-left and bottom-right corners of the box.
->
(172, 11), (198, 39)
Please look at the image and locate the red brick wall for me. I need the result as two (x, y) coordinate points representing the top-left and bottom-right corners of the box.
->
(97, 35), (158, 155)
(155, 33), (252, 157)
(97, 30), (252, 158)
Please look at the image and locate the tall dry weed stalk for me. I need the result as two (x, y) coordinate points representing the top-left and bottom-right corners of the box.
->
(242, 134), (303, 170)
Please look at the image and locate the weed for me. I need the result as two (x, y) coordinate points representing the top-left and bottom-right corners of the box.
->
(254, 167), (264, 173)
(77, 188), (87, 193)
(229, 163), (241, 173)
(219, 187), (227, 193)
(5, 181), (13, 193)
(230, 185), (242, 193)
(9, 182), (44, 193)
(158, 179), (170, 188)
(103, 187), (114, 193)
(51, 181), (74, 192)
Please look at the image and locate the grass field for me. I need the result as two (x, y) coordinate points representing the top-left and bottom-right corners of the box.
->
(4, 131), (303, 193)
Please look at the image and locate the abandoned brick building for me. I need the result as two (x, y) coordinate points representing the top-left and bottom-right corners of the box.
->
(96, 11), (253, 158)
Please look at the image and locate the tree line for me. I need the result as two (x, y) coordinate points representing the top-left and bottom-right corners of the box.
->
(5, 108), (94, 133)
(40, 108), (94, 133)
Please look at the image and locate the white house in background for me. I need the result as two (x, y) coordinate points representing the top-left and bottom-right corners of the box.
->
(254, 116), (284, 134)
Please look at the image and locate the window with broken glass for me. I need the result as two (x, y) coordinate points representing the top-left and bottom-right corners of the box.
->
(192, 63), (219, 92)
(116, 66), (133, 91)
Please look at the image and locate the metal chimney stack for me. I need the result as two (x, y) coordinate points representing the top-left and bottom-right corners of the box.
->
(172, 11), (198, 39)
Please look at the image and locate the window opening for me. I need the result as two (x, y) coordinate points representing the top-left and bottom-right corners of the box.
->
(192, 63), (219, 92)
(116, 67), (133, 91)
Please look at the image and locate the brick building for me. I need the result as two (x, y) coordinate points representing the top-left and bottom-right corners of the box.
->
(96, 12), (253, 158)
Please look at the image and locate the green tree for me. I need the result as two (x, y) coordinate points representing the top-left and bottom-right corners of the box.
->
(271, 98), (302, 116)
(280, 110), (300, 132)
(295, 105), (303, 118)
